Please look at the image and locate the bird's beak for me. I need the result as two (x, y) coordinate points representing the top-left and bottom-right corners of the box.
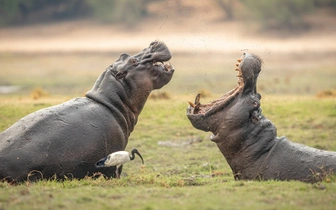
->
(135, 151), (144, 164)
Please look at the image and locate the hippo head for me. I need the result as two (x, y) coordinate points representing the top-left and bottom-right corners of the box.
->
(111, 41), (174, 90)
(87, 41), (174, 118)
(186, 53), (262, 146)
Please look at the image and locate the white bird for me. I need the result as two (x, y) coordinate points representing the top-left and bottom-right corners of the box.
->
(95, 148), (144, 178)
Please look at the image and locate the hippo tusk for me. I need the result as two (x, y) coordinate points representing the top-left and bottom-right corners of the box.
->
(195, 93), (201, 105)
(188, 101), (195, 108)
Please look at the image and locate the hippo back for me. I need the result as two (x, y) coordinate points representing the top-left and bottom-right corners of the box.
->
(0, 97), (125, 181)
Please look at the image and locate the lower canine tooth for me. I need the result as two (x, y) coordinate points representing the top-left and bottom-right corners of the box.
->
(188, 101), (195, 108)
(195, 93), (201, 105)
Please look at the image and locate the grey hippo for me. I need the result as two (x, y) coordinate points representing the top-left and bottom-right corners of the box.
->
(186, 52), (336, 183)
(0, 41), (174, 182)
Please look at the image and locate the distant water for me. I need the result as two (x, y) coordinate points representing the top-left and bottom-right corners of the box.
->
(0, 86), (21, 94)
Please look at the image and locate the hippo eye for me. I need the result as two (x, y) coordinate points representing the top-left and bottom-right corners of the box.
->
(130, 58), (138, 65)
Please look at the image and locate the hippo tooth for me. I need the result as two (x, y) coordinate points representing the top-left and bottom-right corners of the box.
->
(235, 68), (240, 71)
(195, 93), (201, 105)
(236, 63), (239, 67)
(164, 62), (172, 68)
(236, 72), (243, 77)
(188, 101), (196, 108)
(237, 59), (242, 62)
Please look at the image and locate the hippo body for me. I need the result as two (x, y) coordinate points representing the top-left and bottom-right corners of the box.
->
(0, 97), (123, 181)
(187, 53), (336, 183)
(261, 137), (336, 182)
(227, 116), (336, 182)
(0, 41), (174, 182)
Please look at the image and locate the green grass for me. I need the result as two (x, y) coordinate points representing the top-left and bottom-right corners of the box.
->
(1, 178), (336, 210)
(1, 52), (336, 209)
(1, 95), (336, 210)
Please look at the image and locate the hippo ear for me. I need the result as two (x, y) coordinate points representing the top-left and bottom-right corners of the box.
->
(114, 54), (130, 80)
(116, 53), (130, 63)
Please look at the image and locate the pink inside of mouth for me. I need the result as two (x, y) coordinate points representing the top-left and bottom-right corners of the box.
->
(189, 56), (245, 116)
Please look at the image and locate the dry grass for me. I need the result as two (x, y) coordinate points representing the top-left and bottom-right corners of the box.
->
(30, 87), (49, 100)
(316, 89), (336, 98)
(0, 95), (336, 209)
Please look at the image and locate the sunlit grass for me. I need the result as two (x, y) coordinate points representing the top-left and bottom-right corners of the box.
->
(1, 95), (336, 209)
(1, 52), (336, 96)
(1, 51), (336, 209)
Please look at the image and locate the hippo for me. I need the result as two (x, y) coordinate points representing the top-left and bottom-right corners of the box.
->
(186, 52), (336, 183)
(0, 41), (174, 182)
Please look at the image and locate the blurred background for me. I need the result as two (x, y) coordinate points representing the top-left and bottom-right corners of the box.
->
(0, 0), (335, 97)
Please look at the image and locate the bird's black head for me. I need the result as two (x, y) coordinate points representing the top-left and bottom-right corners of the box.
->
(131, 149), (144, 164)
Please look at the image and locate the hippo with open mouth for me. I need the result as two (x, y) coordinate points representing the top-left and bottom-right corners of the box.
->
(186, 53), (336, 183)
(0, 41), (174, 182)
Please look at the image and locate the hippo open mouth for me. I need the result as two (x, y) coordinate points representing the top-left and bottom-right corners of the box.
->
(186, 52), (262, 133)
(152, 59), (174, 75)
(186, 53), (336, 183)
(112, 41), (174, 83)
(140, 41), (174, 73)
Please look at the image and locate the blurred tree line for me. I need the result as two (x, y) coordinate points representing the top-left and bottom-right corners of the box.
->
(0, 0), (335, 30)
(0, 0), (155, 25)
(238, 0), (335, 30)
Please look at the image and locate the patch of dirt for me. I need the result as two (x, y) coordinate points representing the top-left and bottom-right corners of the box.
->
(158, 136), (202, 147)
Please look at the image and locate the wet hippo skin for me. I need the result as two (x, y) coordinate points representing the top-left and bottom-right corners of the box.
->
(0, 41), (174, 182)
(186, 53), (336, 183)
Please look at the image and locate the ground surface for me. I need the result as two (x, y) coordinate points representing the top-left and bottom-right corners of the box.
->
(1, 96), (336, 210)
(1, 2), (336, 209)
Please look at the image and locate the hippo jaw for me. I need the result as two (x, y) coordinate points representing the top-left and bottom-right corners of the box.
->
(112, 41), (174, 90)
(107, 41), (174, 114)
(186, 53), (262, 142)
(86, 41), (175, 136)
(138, 41), (175, 89)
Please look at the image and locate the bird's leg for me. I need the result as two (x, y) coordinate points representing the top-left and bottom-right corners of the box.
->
(115, 167), (120, 179)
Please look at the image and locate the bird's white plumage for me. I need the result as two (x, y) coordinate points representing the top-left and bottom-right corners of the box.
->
(95, 148), (144, 178)
(104, 151), (131, 167)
